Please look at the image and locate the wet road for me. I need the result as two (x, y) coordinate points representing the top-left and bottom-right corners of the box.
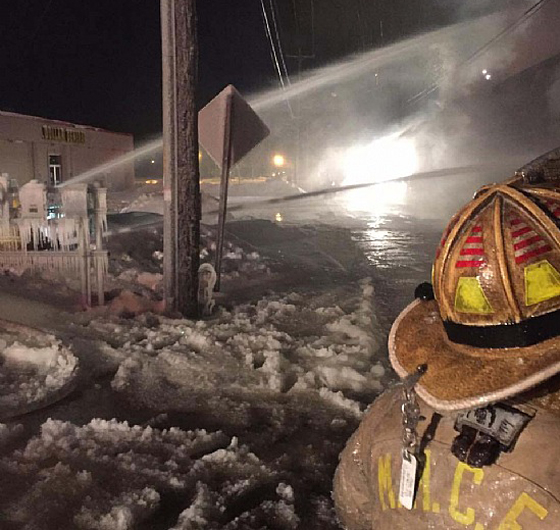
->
(107, 181), (459, 332)
(350, 214), (442, 327)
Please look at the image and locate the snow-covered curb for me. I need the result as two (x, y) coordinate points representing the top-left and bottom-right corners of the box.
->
(0, 321), (79, 420)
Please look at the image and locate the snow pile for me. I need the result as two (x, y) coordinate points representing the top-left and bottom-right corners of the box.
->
(0, 278), (389, 529)
(5, 275), (385, 527)
(2, 418), (300, 530)
(3, 342), (60, 370)
(103, 278), (384, 425)
(0, 334), (78, 418)
(74, 487), (160, 530)
(106, 225), (270, 303)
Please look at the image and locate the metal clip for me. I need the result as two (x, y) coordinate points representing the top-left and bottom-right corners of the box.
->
(401, 364), (427, 457)
(398, 364), (427, 510)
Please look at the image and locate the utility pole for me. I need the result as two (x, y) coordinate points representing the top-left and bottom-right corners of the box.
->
(161, 0), (200, 318)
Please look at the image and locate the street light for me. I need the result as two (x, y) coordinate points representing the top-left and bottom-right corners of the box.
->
(272, 154), (285, 168)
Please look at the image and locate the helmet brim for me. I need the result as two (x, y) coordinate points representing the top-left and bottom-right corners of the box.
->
(389, 299), (560, 411)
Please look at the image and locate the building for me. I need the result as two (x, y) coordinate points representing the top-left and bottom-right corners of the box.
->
(0, 110), (134, 190)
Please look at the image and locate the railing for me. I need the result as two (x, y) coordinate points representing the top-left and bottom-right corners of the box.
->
(0, 226), (107, 306)
(0, 225), (21, 251)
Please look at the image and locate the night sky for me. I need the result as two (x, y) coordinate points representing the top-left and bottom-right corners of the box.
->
(0, 0), (519, 143)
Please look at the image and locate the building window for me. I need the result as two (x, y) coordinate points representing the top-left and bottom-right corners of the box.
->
(49, 155), (62, 186)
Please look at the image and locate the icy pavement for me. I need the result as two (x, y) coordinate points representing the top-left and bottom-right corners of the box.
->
(0, 280), (388, 530)
(350, 214), (442, 327)
(0, 206), (444, 529)
(0, 213), (407, 529)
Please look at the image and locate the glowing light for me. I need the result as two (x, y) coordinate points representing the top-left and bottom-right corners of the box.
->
(272, 154), (285, 167)
(485, 74), (491, 80)
(145, 179), (159, 184)
(343, 181), (408, 213)
(151, 159), (155, 164)
(338, 133), (417, 213)
(275, 212), (283, 222)
(482, 69), (487, 75)
(341, 134), (417, 185)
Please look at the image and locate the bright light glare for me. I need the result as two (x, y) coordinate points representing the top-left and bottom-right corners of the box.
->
(341, 134), (417, 186)
(339, 134), (417, 213)
(482, 69), (488, 74)
(272, 154), (285, 167)
(275, 212), (283, 222)
(485, 74), (491, 80)
(343, 181), (408, 213)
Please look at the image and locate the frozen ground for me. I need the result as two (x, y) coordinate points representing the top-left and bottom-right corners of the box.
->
(0, 283), (383, 530)
(0, 204), (438, 530)
(0, 174), (449, 529)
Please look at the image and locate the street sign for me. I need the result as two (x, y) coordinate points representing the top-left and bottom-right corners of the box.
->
(199, 85), (270, 292)
(198, 85), (270, 167)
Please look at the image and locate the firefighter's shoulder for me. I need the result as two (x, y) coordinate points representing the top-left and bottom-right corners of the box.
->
(335, 386), (560, 529)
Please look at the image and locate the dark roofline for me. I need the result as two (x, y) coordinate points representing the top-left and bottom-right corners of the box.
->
(0, 109), (133, 138)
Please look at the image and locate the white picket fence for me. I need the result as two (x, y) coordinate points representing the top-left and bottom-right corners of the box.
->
(0, 225), (21, 251)
(0, 223), (108, 306)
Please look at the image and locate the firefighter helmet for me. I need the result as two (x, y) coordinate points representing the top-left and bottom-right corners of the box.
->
(389, 182), (560, 411)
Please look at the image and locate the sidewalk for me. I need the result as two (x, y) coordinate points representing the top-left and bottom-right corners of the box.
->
(0, 291), (69, 330)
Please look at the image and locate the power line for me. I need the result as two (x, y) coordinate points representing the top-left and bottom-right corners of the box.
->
(408, 0), (554, 105)
(269, 0), (292, 88)
(310, 0), (315, 57)
(260, 0), (295, 117)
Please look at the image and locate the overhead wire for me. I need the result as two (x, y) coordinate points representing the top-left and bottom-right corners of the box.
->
(260, 0), (295, 117)
(310, 0), (315, 57)
(355, 0), (367, 52)
(408, 0), (554, 105)
(269, 0), (292, 88)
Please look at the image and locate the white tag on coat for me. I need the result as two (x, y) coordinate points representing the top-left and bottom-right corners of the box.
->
(399, 451), (418, 510)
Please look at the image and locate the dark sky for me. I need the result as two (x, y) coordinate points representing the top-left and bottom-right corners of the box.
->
(0, 0), (515, 143)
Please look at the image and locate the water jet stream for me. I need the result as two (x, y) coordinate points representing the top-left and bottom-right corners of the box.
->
(250, 12), (507, 111)
(105, 163), (516, 237)
(57, 138), (163, 188)
(62, 10), (512, 189)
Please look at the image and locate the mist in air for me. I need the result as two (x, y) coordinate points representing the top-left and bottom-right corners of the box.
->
(237, 0), (560, 219)
(78, 1), (560, 222)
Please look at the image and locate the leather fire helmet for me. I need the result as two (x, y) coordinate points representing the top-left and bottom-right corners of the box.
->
(389, 181), (560, 411)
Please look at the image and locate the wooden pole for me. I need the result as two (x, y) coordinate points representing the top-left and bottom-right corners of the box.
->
(161, 0), (177, 312)
(213, 92), (233, 292)
(161, 0), (200, 317)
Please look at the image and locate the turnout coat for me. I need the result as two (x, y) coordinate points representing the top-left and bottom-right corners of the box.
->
(333, 387), (560, 530)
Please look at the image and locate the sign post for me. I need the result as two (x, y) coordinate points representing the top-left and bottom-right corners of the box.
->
(213, 92), (233, 291)
(198, 85), (269, 290)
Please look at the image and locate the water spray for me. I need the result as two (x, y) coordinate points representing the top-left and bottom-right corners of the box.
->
(250, 13), (501, 112)
(57, 138), (163, 188)
(105, 163), (515, 237)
